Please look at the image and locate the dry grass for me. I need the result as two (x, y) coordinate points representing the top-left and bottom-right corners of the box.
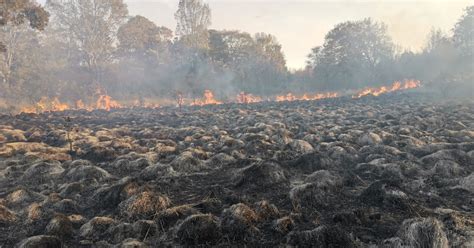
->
(399, 218), (449, 248)
(155, 204), (200, 229)
(27, 203), (43, 222)
(0, 204), (16, 224)
(273, 216), (294, 234)
(255, 200), (280, 220)
(122, 191), (171, 219)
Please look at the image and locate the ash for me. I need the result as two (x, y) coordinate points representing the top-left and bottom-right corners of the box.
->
(1, 93), (473, 247)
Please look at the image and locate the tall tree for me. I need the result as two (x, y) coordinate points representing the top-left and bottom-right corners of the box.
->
(308, 18), (394, 90)
(45, 0), (128, 94)
(453, 6), (474, 56)
(117, 15), (172, 57)
(208, 30), (288, 94)
(425, 29), (452, 53)
(209, 30), (254, 68)
(115, 15), (173, 99)
(0, 24), (38, 95)
(175, 0), (211, 50)
(451, 6), (474, 96)
(0, 0), (48, 51)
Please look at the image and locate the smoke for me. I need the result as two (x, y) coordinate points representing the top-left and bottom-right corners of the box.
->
(1, 1), (472, 114)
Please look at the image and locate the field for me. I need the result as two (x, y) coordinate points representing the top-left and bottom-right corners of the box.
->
(1, 93), (473, 247)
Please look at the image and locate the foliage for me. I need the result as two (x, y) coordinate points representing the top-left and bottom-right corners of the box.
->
(306, 18), (395, 90)
(175, 0), (211, 50)
(1, 1), (472, 110)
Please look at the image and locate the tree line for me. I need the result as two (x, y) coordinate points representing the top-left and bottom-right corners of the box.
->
(0, 1), (472, 110)
(296, 7), (473, 96)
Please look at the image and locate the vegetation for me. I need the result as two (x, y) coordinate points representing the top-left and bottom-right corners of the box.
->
(0, 1), (472, 110)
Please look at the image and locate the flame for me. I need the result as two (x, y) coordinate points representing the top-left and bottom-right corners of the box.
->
(20, 97), (69, 113)
(275, 92), (339, 102)
(20, 94), (121, 113)
(191, 90), (222, 106)
(353, 79), (421, 98)
(276, 93), (296, 102)
(237, 92), (262, 104)
(96, 95), (121, 111)
(51, 97), (69, 111)
(17, 80), (421, 114)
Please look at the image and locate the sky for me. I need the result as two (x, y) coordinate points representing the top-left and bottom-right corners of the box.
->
(38, 0), (472, 69)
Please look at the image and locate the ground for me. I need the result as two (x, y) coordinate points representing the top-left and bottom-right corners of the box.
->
(0, 92), (473, 247)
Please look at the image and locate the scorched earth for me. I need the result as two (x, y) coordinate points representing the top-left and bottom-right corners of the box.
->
(0, 92), (473, 247)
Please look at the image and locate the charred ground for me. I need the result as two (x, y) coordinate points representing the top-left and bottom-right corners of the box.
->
(0, 93), (473, 247)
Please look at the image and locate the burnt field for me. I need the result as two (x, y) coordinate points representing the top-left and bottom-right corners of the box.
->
(0, 93), (473, 247)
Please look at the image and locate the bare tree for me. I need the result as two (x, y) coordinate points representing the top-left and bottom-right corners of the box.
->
(175, 0), (211, 50)
(0, 23), (45, 101)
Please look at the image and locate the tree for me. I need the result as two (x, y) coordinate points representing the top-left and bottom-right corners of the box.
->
(207, 30), (288, 94)
(0, 0), (49, 52)
(425, 29), (452, 53)
(45, 0), (128, 94)
(117, 15), (172, 57)
(0, 24), (35, 91)
(0, 0), (48, 29)
(175, 0), (211, 50)
(453, 6), (474, 56)
(115, 15), (174, 100)
(306, 46), (321, 69)
(451, 6), (474, 97)
(172, 0), (212, 98)
(0, 22), (59, 105)
(254, 33), (286, 72)
(209, 30), (254, 67)
(307, 18), (394, 90)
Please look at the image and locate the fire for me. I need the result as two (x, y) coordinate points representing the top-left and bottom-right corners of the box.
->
(275, 92), (339, 102)
(191, 90), (222, 106)
(237, 92), (262, 104)
(51, 97), (69, 111)
(20, 97), (70, 113)
(353, 79), (421, 98)
(276, 93), (297, 102)
(17, 80), (421, 113)
(96, 95), (121, 111)
(20, 94), (122, 113)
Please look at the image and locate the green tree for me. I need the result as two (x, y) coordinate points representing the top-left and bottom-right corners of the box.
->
(208, 30), (288, 94)
(308, 18), (394, 90)
(0, 0), (49, 51)
(254, 33), (286, 72)
(209, 30), (254, 67)
(115, 15), (174, 99)
(453, 6), (474, 56)
(45, 0), (128, 94)
(117, 15), (172, 57)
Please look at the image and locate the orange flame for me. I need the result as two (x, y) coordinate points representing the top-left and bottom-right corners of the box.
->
(20, 94), (122, 113)
(20, 97), (69, 113)
(191, 90), (222, 106)
(237, 92), (262, 104)
(353, 79), (421, 98)
(275, 92), (339, 102)
(96, 95), (121, 111)
(18, 80), (421, 113)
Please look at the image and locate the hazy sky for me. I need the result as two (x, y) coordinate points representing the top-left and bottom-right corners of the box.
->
(38, 0), (472, 69)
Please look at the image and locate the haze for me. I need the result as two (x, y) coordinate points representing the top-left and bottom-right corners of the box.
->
(37, 0), (473, 69)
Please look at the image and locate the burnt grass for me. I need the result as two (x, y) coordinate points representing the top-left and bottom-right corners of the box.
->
(0, 92), (473, 247)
